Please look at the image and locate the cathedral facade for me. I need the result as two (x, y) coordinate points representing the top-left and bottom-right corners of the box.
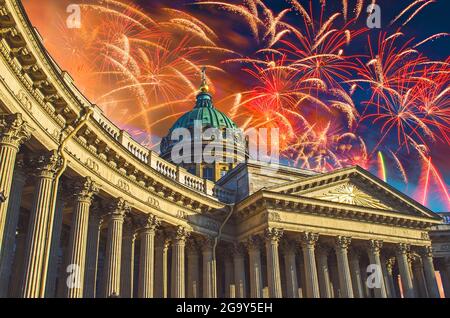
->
(0, 0), (449, 298)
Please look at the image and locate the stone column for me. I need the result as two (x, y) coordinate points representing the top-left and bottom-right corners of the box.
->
(367, 240), (387, 298)
(8, 218), (28, 297)
(21, 151), (62, 298)
(0, 114), (31, 258)
(441, 258), (450, 298)
(233, 243), (247, 298)
(65, 177), (98, 298)
(419, 246), (440, 298)
(297, 258), (307, 297)
(103, 198), (129, 297)
(45, 191), (65, 298)
(224, 254), (234, 298)
(317, 246), (332, 298)
(0, 158), (26, 297)
(299, 232), (320, 298)
(282, 241), (298, 298)
(396, 243), (415, 298)
(380, 255), (394, 298)
(171, 226), (189, 298)
(137, 214), (160, 298)
(265, 228), (283, 298)
(186, 242), (200, 298)
(384, 257), (397, 298)
(247, 236), (263, 298)
(334, 236), (354, 298)
(349, 250), (365, 298)
(121, 218), (136, 298)
(154, 233), (169, 298)
(201, 236), (217, 298)
(55, 226), (71, 298)
(83, 207), (103, 298)
(412, 256), (428, 297)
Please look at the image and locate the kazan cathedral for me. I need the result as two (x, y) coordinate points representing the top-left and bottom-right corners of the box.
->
(0, 0), (449, 299)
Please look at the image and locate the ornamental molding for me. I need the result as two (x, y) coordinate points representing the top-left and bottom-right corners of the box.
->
(265, 227), (284, 242)
(29, 150), (62, 178)
(311, 183), (390, 210)
(335, 236), (352, 249)
(236, 191), (439, 230)
(138, 214), (161, 233)
(172, 225), (190, 243)
(0, 113), (32, 147)
(368, 239), (383, 254)
(108, 197), (131, 219)
(73, 176), (99, 203)
(16, 89), (32, 110)
(246, 235), (263, 251)
(299, 232), (319, 248)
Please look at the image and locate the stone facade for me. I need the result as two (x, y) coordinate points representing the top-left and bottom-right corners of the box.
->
(0, 0), (448, 298)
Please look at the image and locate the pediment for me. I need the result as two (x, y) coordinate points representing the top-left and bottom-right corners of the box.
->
(267, 166), (441, 221)
(300, 182), (392, 211)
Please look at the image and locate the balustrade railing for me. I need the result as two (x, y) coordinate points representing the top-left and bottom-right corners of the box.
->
(92, 106), (235, 202)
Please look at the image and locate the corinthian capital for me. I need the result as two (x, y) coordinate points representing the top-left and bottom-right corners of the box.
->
(386, 257), (395, 274)
(299, 232), (319, 248)
(368, 240), (383, 254)
(0, 113), (32, 148)
(74, 176), (98, 203)
(419, 245), (433, 258)
(172, 225), (190, 243)
(265, 228), (284, 243)
(232, 242), (246, 257)
(246, 235), (262, 252)
(30, 150), (62, 178)
(335, 236), (352, 250)
(396, 243), (410, 255)
(108, 197), (130, 219)
(139, 214), (161, 233)
(200, 235), (216, 252)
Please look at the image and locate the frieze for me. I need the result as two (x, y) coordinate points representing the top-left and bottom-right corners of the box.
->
(147, 196), (160, 208)
(85, 157), (99, 172)
(269, 211), (281, 222)
(261, 211), (282, 222)
(117, 179), (130, 192)
(16, 89), (32, 110)
(176, 210), (188, 220)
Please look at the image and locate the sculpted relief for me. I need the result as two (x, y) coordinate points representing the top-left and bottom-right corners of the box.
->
(306, 183), (391, 210)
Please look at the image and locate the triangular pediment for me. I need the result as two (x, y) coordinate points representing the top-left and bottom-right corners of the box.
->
(267, 166), (441, 220)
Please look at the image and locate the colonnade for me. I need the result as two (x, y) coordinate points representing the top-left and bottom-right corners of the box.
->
(0, 113), (449, 298)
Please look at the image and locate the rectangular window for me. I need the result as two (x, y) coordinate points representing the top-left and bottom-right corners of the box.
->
(203, 167), (214, 181)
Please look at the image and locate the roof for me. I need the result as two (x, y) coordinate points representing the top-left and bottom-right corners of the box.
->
(168, 92), (237, 132)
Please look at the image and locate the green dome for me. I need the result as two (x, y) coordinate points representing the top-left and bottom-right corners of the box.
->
(168, 92), (237, 132)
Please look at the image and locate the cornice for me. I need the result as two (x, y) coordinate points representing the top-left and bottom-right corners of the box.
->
(235, 190), (441, 229)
